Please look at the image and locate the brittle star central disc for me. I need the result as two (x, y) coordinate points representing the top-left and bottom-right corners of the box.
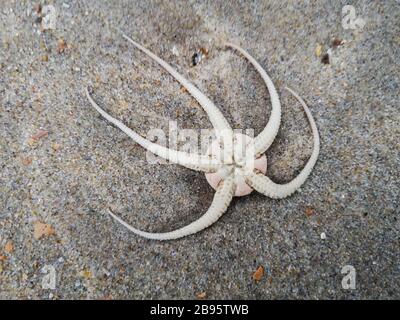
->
(205, 133), (267, 197)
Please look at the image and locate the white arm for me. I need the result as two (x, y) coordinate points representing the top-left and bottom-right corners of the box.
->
(225, 43), (281, 157)
(107, 175), (236, 240)
(119, 31), (233, 141)
(245, 87), (320, 198)
(86, 88), (222, 172)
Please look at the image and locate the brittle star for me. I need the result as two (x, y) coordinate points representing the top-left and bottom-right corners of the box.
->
(85, 31), (320, 241)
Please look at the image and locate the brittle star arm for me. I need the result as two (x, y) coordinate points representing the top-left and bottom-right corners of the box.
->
(119, 30), (234, 159)
(107, 175), (236, 240)
(225, 43), (281, 158)
(86, 88), (222, 172)
(244, 87), (320, 199)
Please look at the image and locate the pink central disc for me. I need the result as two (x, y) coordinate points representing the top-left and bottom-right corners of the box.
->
(205, 135), (267, 197)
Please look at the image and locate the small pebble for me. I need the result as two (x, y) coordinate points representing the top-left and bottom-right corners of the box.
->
(192, 52), (202, 66)
(305, 207), (315, 217)
(320, 232), (327, 240)
(172, 45), (179, 56)
(321, 53), (330, 64)
(192, 47), (208, 66)
(196, 292), (206, 299)
(331, 38), (343, 47)
(57, 39), (67, 54)
(315, 44), (323, 57)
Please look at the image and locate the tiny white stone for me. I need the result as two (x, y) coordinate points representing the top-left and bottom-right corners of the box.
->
(172, 45), (179, 56)
(320, 232), (327, 240)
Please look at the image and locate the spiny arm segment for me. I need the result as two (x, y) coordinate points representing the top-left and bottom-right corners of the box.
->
(225, 42), (281, 158)
(107, 175), (236, 240)
(245, 86), (320, 199)
(119, 30), (233, 145)
(86, 88), (222, 172)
